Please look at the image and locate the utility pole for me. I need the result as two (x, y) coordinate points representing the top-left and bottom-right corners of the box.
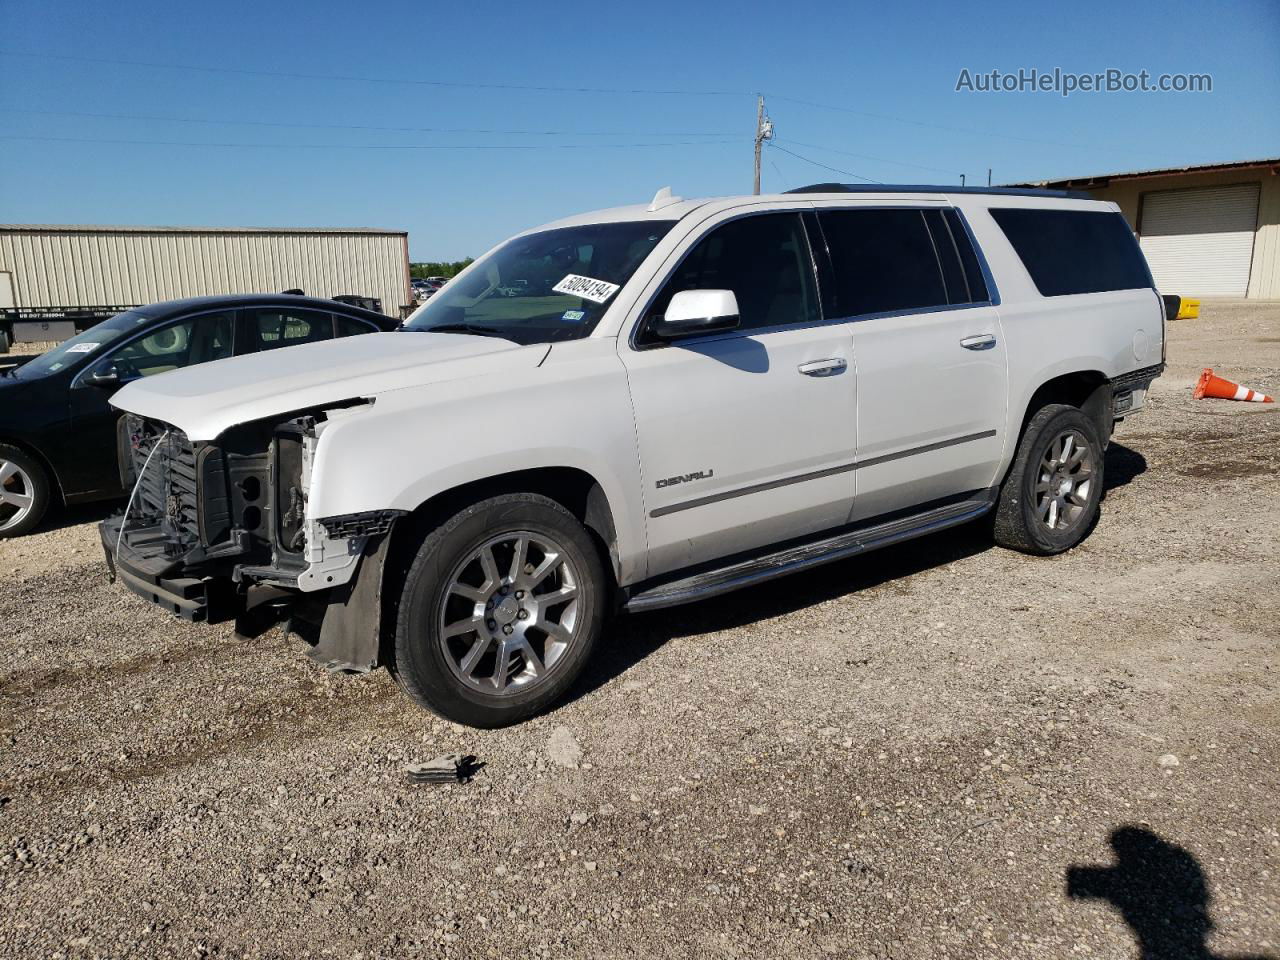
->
(987, 168), (992, 187)
(753, 95), (773, 195)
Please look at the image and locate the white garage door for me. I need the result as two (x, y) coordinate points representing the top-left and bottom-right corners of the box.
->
(1138, 184), (1259, 297)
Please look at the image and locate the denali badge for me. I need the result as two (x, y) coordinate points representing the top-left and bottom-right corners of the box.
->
(656, 469), (714, 489)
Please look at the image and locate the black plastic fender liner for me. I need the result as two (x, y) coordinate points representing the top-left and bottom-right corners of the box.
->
(305, 533), (392, 673)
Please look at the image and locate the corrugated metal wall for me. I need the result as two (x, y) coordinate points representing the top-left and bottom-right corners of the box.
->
(0, 227), (410, 316)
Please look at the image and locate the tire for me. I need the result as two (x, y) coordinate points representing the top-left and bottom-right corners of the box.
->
(392, 493), (606, 728)
(0, 443), (52, 539)
(992, 404), (1104, 555)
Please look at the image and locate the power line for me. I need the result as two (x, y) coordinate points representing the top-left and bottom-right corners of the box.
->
(0, 107), (738, 139)
(767, 143), (881, 184)
(767, 94), (1075, 147)
(0, 134), (743, 151)
(0, 50), (746, 97)
(774, 138), (960, 177)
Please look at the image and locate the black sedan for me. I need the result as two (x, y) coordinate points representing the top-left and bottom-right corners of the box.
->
(0, 294), (398, 538)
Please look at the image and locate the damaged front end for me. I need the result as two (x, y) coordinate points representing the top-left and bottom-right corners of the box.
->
(100, 407), (402, 673)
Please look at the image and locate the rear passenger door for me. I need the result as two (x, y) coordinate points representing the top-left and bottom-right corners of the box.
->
(812, 205), (1008, 520)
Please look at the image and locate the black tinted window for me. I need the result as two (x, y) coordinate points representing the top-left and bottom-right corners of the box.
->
(923, 209), (969, 304)
(334, 315), (377, 338)
(944, 208), (989, 302)
(818, 209), (948, 317)
(646, 213), (820, 336)
(990, 208), (1151, 297)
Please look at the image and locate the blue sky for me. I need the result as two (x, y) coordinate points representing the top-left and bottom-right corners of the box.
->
(2, 0), (1277, 259)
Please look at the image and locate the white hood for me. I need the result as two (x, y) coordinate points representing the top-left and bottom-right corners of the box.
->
(112, 331), (549, 441)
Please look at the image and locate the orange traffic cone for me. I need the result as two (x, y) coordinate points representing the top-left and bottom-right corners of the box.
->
(1193, 368), (1274, 403)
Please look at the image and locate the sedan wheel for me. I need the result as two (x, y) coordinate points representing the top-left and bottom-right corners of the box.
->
(0, 445), (51, 538)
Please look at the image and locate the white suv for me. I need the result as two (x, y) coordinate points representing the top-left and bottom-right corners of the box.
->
(101, 184), (1166, 727)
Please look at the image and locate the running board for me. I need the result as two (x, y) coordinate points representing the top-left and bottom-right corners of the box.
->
(623, 492), (996, 613)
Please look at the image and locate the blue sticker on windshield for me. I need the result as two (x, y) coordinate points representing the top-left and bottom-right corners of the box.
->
(561, 310), (586, 322)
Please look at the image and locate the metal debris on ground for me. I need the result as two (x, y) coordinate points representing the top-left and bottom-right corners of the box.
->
(405, 754), (483, 785)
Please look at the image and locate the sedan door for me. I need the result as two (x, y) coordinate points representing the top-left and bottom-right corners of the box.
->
(621, 211), (858, 579)
(812, 205), (1009, 521)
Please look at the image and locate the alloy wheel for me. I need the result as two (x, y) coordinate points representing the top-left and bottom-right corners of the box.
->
(0, 459), (36, 533)
(1034, 429), (1095, 532)
(437, 530), (581, 696)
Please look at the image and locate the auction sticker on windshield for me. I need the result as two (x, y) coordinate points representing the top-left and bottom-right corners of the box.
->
(552, 274), (621, 304)
(66, 343), (100, 354)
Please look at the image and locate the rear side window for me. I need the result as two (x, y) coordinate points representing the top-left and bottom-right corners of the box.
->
(990, 208), (1151, 297)
(943, 208), (990, 302)
(334, 315), (378, 337)
(817, 208), (989, 318)
(247, 308), (334, 352)
(819, 209), (945, 316)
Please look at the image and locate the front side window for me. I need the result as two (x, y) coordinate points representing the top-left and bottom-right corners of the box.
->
(95, 312), (234, 381)
(11, 310), (153, 379)
(403, 220), (675, 345)
(643, 213), (820, 339)
(817, 209), (950, 318)
(248, 309), (334, 351)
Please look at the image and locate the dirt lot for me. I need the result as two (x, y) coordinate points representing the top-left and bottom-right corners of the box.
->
(2, 301), (1277, 959)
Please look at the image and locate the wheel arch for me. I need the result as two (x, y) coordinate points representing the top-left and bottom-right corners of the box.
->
(389, 466), (623, 586)
(1017, 369), (1113, 451)
(367, 467), (622, 674)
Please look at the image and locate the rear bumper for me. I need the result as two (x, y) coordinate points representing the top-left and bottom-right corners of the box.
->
(100, 515), (236, 623)
(1112, 362), (1165, 416)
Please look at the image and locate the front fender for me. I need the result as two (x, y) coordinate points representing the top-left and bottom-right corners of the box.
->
(305, 343), (647, 584)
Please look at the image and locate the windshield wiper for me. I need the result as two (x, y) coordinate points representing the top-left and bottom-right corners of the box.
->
(410, 322), (508, 338)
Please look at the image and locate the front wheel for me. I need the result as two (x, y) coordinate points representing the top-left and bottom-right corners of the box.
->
(992, 404), (1104, 555)
(392, 493), (606, 728)
(0, 444), (52, 539)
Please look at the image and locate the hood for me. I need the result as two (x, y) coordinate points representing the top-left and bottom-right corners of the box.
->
(112, 331), (549, 441)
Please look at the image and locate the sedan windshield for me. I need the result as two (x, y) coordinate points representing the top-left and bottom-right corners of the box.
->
(10, 310), (153, 379)
(402, 220), (675, 344)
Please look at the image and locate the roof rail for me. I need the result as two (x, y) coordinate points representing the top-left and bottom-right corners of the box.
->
(784, 182), (1093, 200)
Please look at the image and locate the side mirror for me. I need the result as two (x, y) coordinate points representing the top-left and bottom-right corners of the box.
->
(85, 365), (121, 388)
(651, 289), (741, 339)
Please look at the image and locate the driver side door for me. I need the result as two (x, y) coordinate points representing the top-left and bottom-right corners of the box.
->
(67, 309), (235, 498)
(621, 210), (859, 578)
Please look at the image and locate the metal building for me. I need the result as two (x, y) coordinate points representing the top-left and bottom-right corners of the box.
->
(0, 224), (411, 342)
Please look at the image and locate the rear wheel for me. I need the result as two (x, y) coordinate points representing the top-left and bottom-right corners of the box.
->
(992, 404), (1104, 555)
(0, 444), (51, 539)
(392, 493), (605, 728)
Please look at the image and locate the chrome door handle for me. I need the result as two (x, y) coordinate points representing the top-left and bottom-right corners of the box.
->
(960, 334), (997, 350)
(798, 358), (847, 377)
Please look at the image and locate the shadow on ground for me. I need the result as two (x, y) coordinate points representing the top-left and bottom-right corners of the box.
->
(569, 441), (1148, 704)
(34, 499), (118, 535)
(1068, 826), (1276, 960)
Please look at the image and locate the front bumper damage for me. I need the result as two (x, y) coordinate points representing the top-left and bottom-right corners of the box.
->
(99, 412), (404, 673)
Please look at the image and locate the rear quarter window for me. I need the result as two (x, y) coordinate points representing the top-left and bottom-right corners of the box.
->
(990, 208), (1152, 297)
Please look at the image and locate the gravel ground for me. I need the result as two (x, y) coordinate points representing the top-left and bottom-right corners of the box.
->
(2, 301), (1277, 959)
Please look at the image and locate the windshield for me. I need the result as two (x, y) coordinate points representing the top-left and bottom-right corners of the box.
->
(10, 310), (154, 379)
(403, 220), (675, 344)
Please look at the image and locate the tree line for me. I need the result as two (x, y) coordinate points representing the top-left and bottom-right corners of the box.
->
(410, 259), (474, 279)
